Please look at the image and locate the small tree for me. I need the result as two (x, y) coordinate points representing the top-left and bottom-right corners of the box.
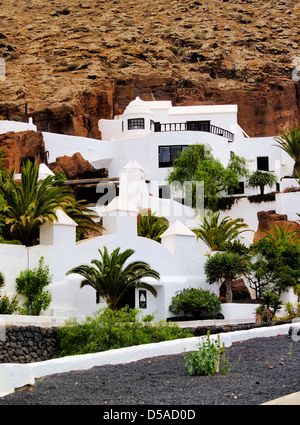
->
(167, 144), (248, 211)
(66, 247), (160, 310)
(246, 170), (278, 195)
(204, 252), (250, 303)
(16, 257), (52, 315)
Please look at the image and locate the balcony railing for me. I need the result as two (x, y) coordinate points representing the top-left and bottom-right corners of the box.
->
(152, 122), (234, 141)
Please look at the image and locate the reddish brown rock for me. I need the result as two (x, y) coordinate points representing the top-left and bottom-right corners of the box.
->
(219, 278), (251, 301)
(253, 210), (300, 242)
(0, 131), (47, 173)
(0, 0), (299, 139)
(48, 152), (107, 180)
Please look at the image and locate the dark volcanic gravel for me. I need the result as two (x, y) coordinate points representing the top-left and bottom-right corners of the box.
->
(0, 335), (299, 406)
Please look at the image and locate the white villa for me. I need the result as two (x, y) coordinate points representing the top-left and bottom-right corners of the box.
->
(0, 97), (299, 323)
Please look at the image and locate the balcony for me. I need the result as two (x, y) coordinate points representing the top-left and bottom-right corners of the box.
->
(151, 121), (234, 141)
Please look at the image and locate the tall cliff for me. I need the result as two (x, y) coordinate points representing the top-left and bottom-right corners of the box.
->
(0, 0), (299, 138)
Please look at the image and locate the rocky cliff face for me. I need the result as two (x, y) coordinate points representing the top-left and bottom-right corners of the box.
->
(0, 0), (299, 138)
(0, 131), (47, 172)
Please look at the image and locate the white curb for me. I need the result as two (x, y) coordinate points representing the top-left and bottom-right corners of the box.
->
(0, 323), (295, 398)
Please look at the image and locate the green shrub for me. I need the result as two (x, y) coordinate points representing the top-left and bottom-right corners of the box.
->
(56, 307), (193, 357)
(169, 288), (221, 318)
(183, 332), (224, 376)
(15, 257), (52, 316)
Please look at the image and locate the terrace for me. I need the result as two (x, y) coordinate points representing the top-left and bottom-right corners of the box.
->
(151, 120), (234, 141)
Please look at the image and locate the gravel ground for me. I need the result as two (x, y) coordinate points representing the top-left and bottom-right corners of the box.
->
(0, 334), (299, 406)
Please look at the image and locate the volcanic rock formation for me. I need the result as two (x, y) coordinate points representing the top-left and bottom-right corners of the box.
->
(0, 0), (299, 138)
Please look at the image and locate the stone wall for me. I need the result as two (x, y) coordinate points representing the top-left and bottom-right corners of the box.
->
(0, 325), (59, 363)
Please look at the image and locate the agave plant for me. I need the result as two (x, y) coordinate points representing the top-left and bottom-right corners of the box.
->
(194, 211), (250, 251)
(66, 246), (160, 310)
(274, 127), (300, 177)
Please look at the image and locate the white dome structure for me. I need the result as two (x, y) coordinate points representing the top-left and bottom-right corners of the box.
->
(122, 97), (154, 138)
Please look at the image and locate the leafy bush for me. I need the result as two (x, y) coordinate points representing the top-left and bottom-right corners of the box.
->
(56, 307), (193, 357)
(15, 257), (52, 316)
(183, 332), (224, 376)
(169, 288), (221, 318)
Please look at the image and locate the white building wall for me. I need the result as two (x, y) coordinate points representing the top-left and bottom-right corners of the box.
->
(42, 132), (114, 170)
(0, 119), (36, 134)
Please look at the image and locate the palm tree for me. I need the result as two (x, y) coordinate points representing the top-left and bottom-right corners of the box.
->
(0, 160), (103, 245)
(66, 246), (160, 310)
(262, 223), (300, 244)
(246, 170), (278, 195)
(274, 127), (300, 177)
(65, 199), (103, 241)
(194, 211), (249, 251)
(137, 210), (168, 242)
(204, 252), (250, 303)
(0, 160), (75, 245)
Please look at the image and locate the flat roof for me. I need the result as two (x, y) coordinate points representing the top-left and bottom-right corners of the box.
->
(168, 104), (238, 115)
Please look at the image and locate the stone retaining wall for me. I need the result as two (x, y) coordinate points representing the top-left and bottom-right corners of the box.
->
(0, 325), (59, 363)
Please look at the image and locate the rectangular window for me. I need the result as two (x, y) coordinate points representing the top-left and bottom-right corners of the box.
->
(159, 185), (170, 199)
(186, 121), (210, 132)
(128, 118), (145, 130)
(257, 156), (269, 171)
(158, 145), (188, 168)
(232, 182), (245, 195)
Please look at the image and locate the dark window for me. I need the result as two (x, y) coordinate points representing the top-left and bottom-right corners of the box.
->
(159, 185), (170, 199)
(232, 182), (244, 195)
(186, 121), (210, 132)
(158, 145), (188, 167)
(257, 156), (269, 171)
(128, 118), (145, 130)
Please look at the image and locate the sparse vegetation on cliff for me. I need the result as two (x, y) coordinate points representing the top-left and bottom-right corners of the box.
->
(0, 0), (299, 137)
